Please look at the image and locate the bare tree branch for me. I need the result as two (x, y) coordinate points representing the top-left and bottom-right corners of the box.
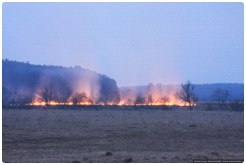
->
(176, 81), (197, 110)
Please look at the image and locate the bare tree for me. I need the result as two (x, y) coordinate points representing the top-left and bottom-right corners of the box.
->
(41, 85), (49, 104)
(48, 84), (53, 103)
(160, 96), (169, 104)
(212, 88), (229, 107)
(70, 93), (83, 105)
(10, 87), (17, 106)
(3, 87), (24, 106)
(176, 81), (197, 110)
(147, 95), (153, 105)
(134, 96), (146, 105)
(70, 92), (92, 105)
(41, 84), (55, 105)
(3, 87), (11, 106)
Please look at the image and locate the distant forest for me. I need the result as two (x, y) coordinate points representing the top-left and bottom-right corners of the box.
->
(2, 59), (244, 106)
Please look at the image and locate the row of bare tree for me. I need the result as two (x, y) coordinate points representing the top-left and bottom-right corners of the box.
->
(131, 81), (232, 110)
(176, 81), (230, 110)
(3, 81), (234, 108)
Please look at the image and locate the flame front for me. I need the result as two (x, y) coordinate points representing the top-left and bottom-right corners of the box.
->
(27, 95), (191, 107)
(27, 83), (194, 107)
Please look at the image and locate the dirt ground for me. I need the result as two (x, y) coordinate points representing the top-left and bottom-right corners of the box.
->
(2, 108), (244, 163)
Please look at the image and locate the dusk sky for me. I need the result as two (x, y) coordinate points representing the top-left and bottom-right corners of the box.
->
(3, 3), (244, 87)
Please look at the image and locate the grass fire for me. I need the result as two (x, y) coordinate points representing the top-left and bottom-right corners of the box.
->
(3, 60), (243, 111)
(26, 91), (191, 107)
(3, 3), (244, 163)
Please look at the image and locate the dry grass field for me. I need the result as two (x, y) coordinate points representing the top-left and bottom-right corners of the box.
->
(2, 107), (244, 163)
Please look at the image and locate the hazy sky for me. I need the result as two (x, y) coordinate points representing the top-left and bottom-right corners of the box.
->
(3, 3), (244, 86)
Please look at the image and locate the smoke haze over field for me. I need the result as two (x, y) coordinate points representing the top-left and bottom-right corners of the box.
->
(3, 3), (243, 86)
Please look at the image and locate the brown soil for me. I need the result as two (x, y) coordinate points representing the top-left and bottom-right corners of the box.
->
(2, 108), (244, 163)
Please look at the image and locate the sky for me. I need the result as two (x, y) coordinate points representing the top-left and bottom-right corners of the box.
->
(3, 3), (244, 87)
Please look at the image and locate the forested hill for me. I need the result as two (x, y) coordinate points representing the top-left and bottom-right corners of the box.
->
(3, 60), (120, 105)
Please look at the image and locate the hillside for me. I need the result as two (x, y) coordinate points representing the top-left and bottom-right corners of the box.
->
(3, 60), (120, 105)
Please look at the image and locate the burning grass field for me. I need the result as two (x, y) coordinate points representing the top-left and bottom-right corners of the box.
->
(2, 106), (244, 163)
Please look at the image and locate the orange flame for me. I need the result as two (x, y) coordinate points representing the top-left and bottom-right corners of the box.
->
(27, 100), (192, 107)
(27, 88), (195, 107)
